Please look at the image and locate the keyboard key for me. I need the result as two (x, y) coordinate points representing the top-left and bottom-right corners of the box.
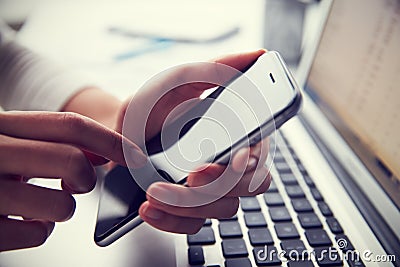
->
(287, 260), (314, 267)
(273, 156), (286, 164)
(326, 217), (343, 234)
(274, 162), (292, 173)
(253, 246), (282, 266)
(280, 173), (298, 185)
(240, 197), (261, 211)
(292, 198), (313, 213)
(269, 207), (292, 222)
(335, 235), (365, 266)
(204, 218), (212, 226)
(286, 185), (305, 198)
(314, 247), (343, 266)
(221, 239), (248, 258)
(248, 228), (274, 246)
(305, 229), (332, 247)
(187, 227), (216, 245)
(347, 258), (366, 267)
(318, 202), (333, 217)
(268, 179), (278, 192)
(303, 175), (315, 187)
(292, 153), (301, 164)
(219, 221), (242, 238)
(298, 213), (322, 229)
(244, 212), (267, 227)
(263, 192), (285, 206)
(219, 214), (238, 221)
(281, 239), (308, 260)
(188, 246), (205, 265)
(286, 147), (295, 155)
(310, 188), (324, 201)
(275, 223), (300, 239)
(225, 258), (252, 267)
(297, 164), (308, 174)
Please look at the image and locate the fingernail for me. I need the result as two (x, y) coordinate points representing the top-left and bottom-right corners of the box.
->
(148, 183), (179, 206)
(247, 156), (258, 170)
(143, 204), (164, 221)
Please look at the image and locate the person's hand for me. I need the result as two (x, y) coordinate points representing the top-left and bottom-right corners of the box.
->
(0, 111), (147, 251)
(140, 139), (271, 233)
(117, 49), (272, 233)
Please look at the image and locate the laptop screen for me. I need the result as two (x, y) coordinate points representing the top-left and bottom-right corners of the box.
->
(304, 0), (400, 206)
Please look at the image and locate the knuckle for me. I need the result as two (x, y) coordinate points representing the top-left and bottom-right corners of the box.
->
(0, 135), (14, 164)
(109, 129), (121, 153)
(61, 112), (88, 134)
(65, 147), (88, 174)
(255, 183), (270, 195)
(255, 175), (272, 195)
(30, 222), (50, 247)
(248, 175), (271, 196)
(53, 191), (76, 222)
(64, 146), (95, 192)
(221, 197), (239, 218)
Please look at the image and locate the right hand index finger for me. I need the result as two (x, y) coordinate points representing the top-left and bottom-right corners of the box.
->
(0, 111), (147, 168)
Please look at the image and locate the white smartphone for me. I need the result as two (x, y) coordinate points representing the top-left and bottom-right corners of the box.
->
(94, 51), (302, 246)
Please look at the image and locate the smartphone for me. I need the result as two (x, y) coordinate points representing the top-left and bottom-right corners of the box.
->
(94, 51), (302, 246)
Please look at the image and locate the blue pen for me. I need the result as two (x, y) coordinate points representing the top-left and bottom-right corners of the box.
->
(114, 39), (173, 61)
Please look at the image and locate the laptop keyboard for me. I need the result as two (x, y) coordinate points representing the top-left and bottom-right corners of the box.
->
(186, 132), (365, 267)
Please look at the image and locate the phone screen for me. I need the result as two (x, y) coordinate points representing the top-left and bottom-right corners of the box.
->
(94, 52), (301, 245)
(148, 52), (299, 182)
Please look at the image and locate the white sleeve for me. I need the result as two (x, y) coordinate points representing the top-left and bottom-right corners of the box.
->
(0, 21), (94, 111)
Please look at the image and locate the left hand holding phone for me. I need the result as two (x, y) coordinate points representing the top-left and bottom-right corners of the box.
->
(140, 137), (271, 234)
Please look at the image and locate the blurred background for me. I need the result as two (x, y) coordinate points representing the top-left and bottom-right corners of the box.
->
(0, 0), (325, 266)
(0, 0), (323, 99)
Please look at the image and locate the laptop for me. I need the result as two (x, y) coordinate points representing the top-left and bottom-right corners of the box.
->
(0, 0), (398, 266)
(173, 0), (400, 266)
